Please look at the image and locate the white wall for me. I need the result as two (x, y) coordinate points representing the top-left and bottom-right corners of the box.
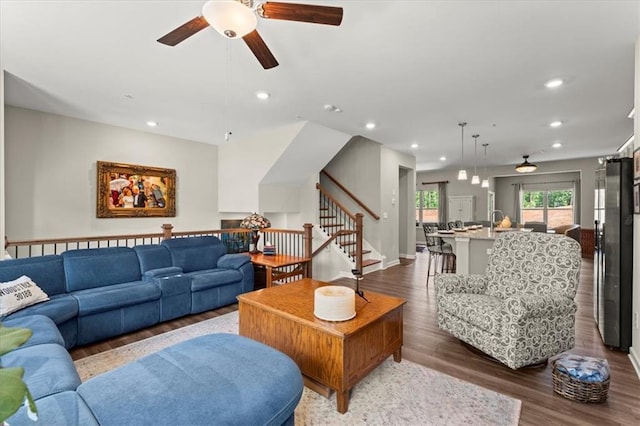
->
(4, 106), (218, 239)
(218, 121), (305, 214)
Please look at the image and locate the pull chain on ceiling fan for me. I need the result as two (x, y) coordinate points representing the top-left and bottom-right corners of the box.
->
(157, 0), (344, 69)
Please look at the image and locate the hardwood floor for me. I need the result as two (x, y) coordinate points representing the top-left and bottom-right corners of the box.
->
(70, 254), (640, 425)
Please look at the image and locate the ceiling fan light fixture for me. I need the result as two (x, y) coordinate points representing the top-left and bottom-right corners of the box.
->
(515, 155), (538, 173)
(202, 0), (257, 39)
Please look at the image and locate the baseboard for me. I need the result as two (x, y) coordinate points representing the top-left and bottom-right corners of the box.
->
(385, 259), (400, 268)
(400, 253), (416, 260)
(629, 346), (640, 380)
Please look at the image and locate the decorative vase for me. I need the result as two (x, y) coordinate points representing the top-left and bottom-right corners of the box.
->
(249, 230), (261, 254)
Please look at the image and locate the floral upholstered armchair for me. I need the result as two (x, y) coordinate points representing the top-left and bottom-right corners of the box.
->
(435, 231), (582, 369)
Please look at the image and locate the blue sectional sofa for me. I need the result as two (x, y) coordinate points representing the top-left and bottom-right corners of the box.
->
(1, 237), (304, 425)
(3, 315), (303, 425)
(0, 255), (79, 347)
(0, 236), (254, 348)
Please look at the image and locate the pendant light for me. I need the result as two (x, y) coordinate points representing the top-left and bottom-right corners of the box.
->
(457, 122), (468, 180)
(515, 155), (538, 173)
(481, 143), (489, 188)
(471, 134), (480, 184)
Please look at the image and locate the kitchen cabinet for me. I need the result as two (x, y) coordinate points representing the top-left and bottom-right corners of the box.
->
(448, 196), (474, 222)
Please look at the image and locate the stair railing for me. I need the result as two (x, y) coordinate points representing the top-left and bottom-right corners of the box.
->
(321, 170), (380, 220)
(315, 183), (363, 273)
(5, 223), (313, 272)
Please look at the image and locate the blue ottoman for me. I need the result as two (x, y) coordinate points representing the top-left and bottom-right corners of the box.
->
(77, 333), (304, 425)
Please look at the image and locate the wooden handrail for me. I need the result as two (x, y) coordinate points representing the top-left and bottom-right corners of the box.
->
(6, 232), (164, 247)
(6, 223), (314, 264)
(312, 229), (357, 257)
(316, 183), (356, 220)
(321, 170), (380, 220)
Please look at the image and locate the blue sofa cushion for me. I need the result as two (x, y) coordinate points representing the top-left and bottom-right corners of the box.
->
(4, 293), (78, 325)
(77, 334), (303, 426)
(6, 391), (99, 426)
(161, 236), (227, 273)
(2, 314), (65, 348)
(133, 244), (173, 273)
(0, 255), (67, 296)
(2, 343), (81, 400)
(62, 247), (141, 292)
(217, 253), (252, 270)
(188, 269), (243, 291)
(71, 281), (161, 315)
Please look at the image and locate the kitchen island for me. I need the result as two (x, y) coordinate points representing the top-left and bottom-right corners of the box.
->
(428, 227), (533, 274)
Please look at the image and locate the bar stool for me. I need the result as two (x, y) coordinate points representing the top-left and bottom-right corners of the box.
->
(423, 224), (456, 286)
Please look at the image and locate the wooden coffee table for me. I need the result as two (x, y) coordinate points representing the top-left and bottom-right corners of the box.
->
(237, 278), (405, 413)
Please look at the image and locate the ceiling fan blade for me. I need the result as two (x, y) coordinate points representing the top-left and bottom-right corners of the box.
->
(261, 2), (343, 26)
(157, 16), (210, 46)
(243, 30), (279, 69)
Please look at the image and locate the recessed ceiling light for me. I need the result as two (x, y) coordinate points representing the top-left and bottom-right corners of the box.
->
(552, 142), (562, 148)
(410, 143), (419, 149)
(545, 78), (563, 88)
(550, 121), (563, 128)
(146, 121), (158, 127)
(256, 91), (270, 100)
(365, 122), (376, 130)
(439, 156), (446, 161)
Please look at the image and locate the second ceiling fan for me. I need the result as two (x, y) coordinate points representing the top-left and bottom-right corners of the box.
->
(157, 0), (343, 69)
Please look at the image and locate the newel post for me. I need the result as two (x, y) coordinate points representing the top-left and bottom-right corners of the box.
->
(161, 223), (174, 241)
(303, 223), (313, 278)
(355, 213), (364, 275)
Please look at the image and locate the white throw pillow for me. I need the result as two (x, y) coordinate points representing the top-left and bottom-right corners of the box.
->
(0, 275), (50, 317)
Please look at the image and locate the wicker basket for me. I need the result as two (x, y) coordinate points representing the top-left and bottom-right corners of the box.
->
(552, 362), (610, 403)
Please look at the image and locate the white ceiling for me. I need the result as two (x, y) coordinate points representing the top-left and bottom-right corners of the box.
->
(1, 1), (638, 171)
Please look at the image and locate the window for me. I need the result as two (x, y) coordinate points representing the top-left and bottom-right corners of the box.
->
(416, 189), (439, 224)
(521, 189), (574, 228)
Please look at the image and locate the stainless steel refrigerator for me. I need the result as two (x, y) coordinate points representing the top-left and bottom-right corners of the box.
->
(593, 158), (634, 352)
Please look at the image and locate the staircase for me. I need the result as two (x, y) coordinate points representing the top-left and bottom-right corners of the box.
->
(314, 182), (382, 276)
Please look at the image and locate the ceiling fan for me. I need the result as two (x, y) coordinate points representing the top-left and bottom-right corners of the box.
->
(157, 0), (343, 69)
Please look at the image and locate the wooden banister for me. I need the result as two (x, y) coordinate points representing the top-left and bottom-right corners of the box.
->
(316, 183), (356, 220)
(312, 229), (356, 256)
(321, 170), (380, 220)
(5, 223), (313, 265)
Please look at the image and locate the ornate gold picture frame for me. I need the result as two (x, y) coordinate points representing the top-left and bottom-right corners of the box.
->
(96, 161), (176, 218)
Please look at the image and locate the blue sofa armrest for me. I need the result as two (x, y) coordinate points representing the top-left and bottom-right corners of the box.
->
(142, 266), (183, 280)
(217, 253), (252, 270)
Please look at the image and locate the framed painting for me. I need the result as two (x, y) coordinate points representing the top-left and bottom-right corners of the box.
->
(96, 161), (176, 218)
(634, 147), (640, 181)
(634, 183), (640, 215)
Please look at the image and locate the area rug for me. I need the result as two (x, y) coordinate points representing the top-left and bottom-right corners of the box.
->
(74, 311), (521, 426)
